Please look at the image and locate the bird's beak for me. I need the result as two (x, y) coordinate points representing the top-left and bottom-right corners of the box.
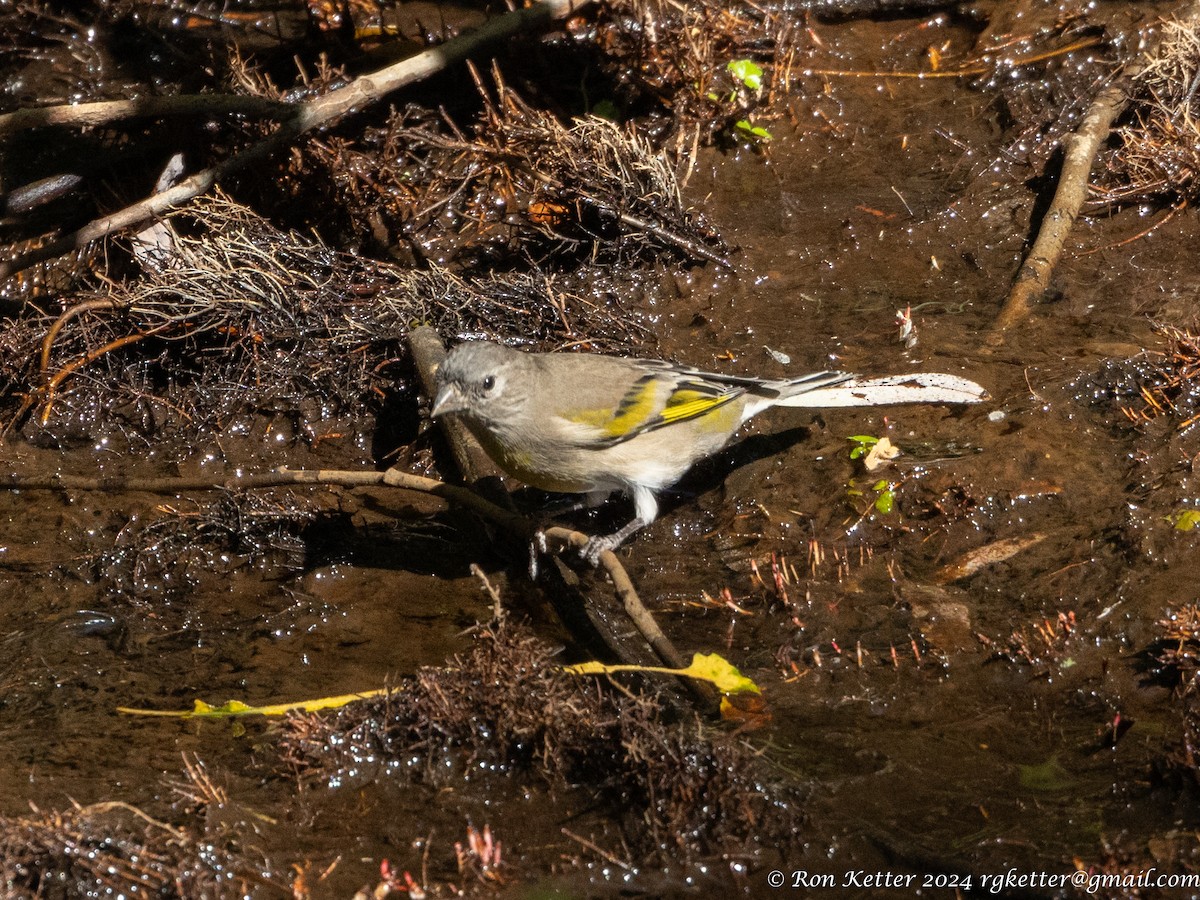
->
(430, 383), (465, 419)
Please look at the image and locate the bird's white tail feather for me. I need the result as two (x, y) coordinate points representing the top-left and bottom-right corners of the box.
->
(777, 373), (988, 408)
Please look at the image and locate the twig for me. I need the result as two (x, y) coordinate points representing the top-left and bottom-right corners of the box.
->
(73, 801), (187, 841)
(560, 828), (631, 870)
(470, 563), (504, 619)
(0, 0), (591, 286)
(542, 526), (688, 671)
(802, 35), (1104, 80)
(40, 298), (120, 377)
(39, 330), (157, 424)
(611, 207), (731, 269)
(990, 4), (1200, 334)
(989, 68), (1136, 334)
(543, 527), (715, 706)
(1077, 197), (1188, 255)
(0, 94), (293, 136)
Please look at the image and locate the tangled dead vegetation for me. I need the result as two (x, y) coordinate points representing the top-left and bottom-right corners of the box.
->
(1155, 604), (1200, 693)
(1099, 17), (1200, 206)
(2, 193), (642, 445)
(1153, 605), (1200, 790)
(587, 0), (803, 143)
(278, 621), (799, 866)
(305, 69), (726, 271)
(1116, 325), (1200, 430)
(0, 0), (838, 449)
(1070, 325), (1200, 437)
(0, 800), (261, 898)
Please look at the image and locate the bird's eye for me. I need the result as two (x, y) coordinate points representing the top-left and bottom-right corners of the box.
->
(482, 375), (496, 392)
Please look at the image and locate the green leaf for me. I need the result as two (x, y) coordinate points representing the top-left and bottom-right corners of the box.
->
(1018, 755), (1072, 792)
(735, 120), (773, 141)
(727, 59), (764, 91)
(591, 99), (620, 121)
(874, 489), (895, 515)
(848, 435), (879, 459)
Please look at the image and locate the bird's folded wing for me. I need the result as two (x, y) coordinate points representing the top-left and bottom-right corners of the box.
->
(774, 373), (988, 408)
(559, 376), (744, 447)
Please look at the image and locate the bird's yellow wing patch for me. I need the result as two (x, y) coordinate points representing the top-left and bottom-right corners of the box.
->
(562, 377), (743, 446)
(658, 387), (738, 424)
(563, 375), (661, 438)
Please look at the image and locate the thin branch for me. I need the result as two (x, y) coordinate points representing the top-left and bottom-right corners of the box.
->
(989, 70), (1135, 333)
(611, 207), (731, 269)
(542, 526), (689, 672)
(40, 298), (119, 376)
(39, 329), (159, 424)
(0, 0), (591, 286)
(802, 34), (1104, 80)
(0, 464), (530, 528)
(0, 94), (293, 136)
(990, 4), (1200, 334)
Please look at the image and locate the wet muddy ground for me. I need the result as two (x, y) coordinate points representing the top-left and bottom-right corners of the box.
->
(3, 0), (1200, 896)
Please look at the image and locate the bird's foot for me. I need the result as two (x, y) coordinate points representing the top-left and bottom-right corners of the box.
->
(580, 518), (646, 566)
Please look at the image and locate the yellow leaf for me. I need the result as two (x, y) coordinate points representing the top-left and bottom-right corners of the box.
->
(565, 660), (610, 676)
(681, 652), (761, 695)
(565, 652), (760, 695)
(118, 688), (392, 718)
(1171, 510), (1200, 531)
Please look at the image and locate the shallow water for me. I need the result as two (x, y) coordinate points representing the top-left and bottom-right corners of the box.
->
(4, 0), (1200, 896)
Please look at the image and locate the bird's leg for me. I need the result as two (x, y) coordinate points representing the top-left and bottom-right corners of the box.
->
(580, 484), (658, 565)
(528, 490), (615, 576)
(581, 517), (647, 566)
(539, 490), (611, 516)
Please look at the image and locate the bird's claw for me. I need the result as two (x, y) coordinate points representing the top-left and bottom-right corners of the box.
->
(580, 533), (621, 567)
(578, 518), (646, 566)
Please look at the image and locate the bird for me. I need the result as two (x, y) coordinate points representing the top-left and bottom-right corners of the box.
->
(430, 341), (986, 563)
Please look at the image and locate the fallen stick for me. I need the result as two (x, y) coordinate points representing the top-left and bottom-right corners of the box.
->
(542, 526), (689, 672)
(0, 95), (292, 136)
(989, 3), (1200, 334)
(989, 70), (1135, 334)
(0, 0), (590, 286)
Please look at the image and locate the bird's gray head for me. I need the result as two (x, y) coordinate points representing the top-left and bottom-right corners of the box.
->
(431, 341), (526, 425)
